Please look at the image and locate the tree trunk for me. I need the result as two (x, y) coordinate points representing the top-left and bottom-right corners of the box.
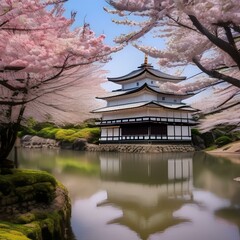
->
(0, 123), (19, 168)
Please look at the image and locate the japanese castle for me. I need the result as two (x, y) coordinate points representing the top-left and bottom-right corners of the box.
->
(93, 56), (196, 144)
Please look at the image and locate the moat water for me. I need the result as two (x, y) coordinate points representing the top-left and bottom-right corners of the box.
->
(17, 148), (240, 240)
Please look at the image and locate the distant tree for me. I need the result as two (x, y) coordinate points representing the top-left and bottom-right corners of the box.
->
(106, 0), (240, 131)
(0, 0), (119, 166)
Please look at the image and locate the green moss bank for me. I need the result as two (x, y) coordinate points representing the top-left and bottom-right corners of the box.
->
(0, 169), (72, 240)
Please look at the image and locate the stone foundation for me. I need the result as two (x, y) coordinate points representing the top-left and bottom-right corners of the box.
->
(20, 135), (195, 153)
(86, 143), (195, 153)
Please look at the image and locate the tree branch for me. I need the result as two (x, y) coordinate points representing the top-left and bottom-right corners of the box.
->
(192, 57), (240, 88)
(167, 15), (199, 33)
(0, 80), (27, 93)
(205, 101), (239, 115)
(224, 26), (237, 48)
(188, 14), (240, 69)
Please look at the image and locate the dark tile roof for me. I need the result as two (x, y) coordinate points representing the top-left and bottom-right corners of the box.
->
(108, 64), (186, 82)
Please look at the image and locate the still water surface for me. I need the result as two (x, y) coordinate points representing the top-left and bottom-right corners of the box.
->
(17, 149), (240, 240)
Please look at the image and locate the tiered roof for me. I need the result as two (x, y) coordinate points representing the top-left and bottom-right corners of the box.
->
(97, 83), (194, 100)
(92, 101), (195, 113)
(93, 56), (196, 114)
(108, 60), (186, 83)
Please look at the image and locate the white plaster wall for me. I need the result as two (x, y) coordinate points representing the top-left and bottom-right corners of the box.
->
(102, 107), (168, 120)
(174, 112), (181, 118)
(113, 128), (119, 136)
(102, 108), (148, 120)
(101, 128), (107, 136)
(100, 127), (120, 140)
(100, 159), (121, 175)
(168, 159), (192, 180)
(102, 108), (192, 121)
(101, 124), (192, 141)
(122, 78), (158, 90)
(182, 126), (189, 136)
(157, 95), (182, 103)
(182, 112), (188, 118)
(175, 126), (182, 139)
(167, 125), (174, 139)
(107, 92), (157, 106)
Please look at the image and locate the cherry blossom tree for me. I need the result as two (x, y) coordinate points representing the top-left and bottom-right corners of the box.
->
(0, 0), (119, 166)
(106, 0), (240, 131)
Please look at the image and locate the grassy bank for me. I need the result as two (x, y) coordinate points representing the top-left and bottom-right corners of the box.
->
(19, 118), (100, 145)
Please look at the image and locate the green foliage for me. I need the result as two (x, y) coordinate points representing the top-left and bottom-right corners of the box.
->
(79, 118), (99, 128)
(18, 126), (37, 138)
(59, 159), (99, 175)
(61, 123), (76, 129)
(61, 118), (99, 129)
(191, 126), (240, 149)
(0, 209), (68, 240)
(37, 127), (59, 139)
(212, 128), (226, 139)
(34, 182), (56, 203)
(55, 129), (77, 142)
(19, 118), (100, 143)
(33, 122), (56, 132)
(18, 118), (57, 138)
(205, 145), (218, 151)
(84, 127), (100, 144)
(191, 128), (201, 136)
(215, 136), (232, 147)
(14, 213), (36, 224)
(26, 117), (37, 129)
(202, 132), (215, 147)
(0, 225), (30, 240)
(55, 127), (100, 143)
(0, 170), (57, 201)
(0, 170), (71, 240)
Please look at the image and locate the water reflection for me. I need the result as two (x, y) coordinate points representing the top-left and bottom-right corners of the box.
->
(193, 152), (240, 239)
(16, 149), (240, 240)
(98, 152), (194, 240)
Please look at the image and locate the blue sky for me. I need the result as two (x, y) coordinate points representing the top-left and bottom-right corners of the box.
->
(63, 0), (199, 87)
(64, 0), (155, 78)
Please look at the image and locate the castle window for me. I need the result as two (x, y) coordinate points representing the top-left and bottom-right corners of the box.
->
(136, 82), (139, 86)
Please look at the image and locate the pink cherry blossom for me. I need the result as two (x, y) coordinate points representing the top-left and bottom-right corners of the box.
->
(106, 0), (240, 131)
(0, 0), (122, 161)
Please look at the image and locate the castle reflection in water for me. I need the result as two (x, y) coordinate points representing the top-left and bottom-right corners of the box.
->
(17, 149), (240, 240)
(98, 152), (195, 240)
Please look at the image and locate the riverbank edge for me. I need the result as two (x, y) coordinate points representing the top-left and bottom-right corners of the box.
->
(20, 136), (195, 153)
(206, 141), (240, 182)
(206, 140), (240, 163)
(0, 169), (72, 240)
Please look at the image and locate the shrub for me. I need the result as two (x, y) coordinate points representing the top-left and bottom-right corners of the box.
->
(18, 126), (37, 138)
(85, 127), (100, 144)
(54, 127), (100, 143)
(33, 122), (56, 132)
(38, 127), (59, 139)
(55, 129), (77, 142)
(202, 131), (215, 147)
(191, 128), (201, 136)
(215, 136), (232, 147)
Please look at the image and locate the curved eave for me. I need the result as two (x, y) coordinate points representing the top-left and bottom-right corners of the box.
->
(108, 68), (186, 83)
(108, 68), (145, 82)
(92, 101), (197, 113)
(148, 68), (186, 81)
(96, 83), (194, 100)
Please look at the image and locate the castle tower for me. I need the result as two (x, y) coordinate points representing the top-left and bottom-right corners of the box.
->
(92, 58), (196, 144)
